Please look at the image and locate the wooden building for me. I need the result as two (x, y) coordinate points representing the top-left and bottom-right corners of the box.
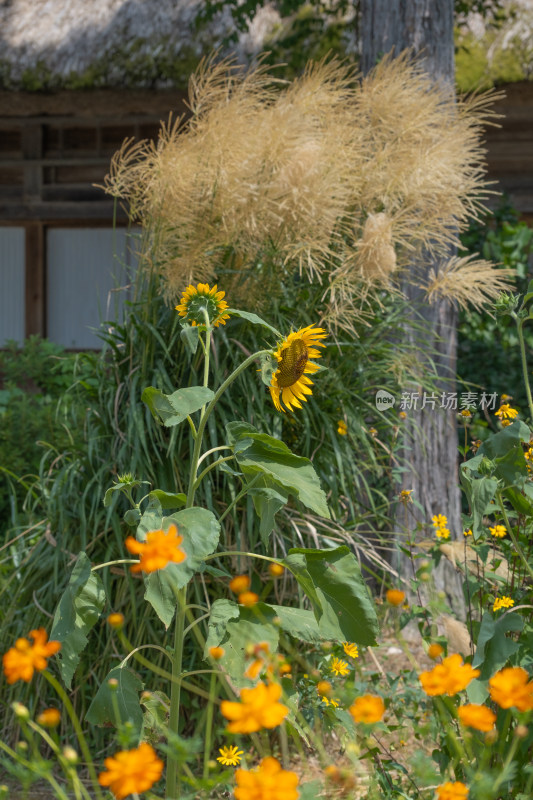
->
(0, 0), (532, 348)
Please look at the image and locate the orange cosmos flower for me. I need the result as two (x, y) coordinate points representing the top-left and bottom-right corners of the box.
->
(107, 613), (124, 629)
(2, 628), (61, 684)
(235, 757), (299, 800)
(124, 523), (185, 574)
(419, 654), (480, 697)
(436, 781), (469, 800)
(238, 591), (259, 607)
(36, 708), (61, 728)
(386, 589), (406, 606)
(268, 563), (285, 578)
(349, 694), (385, 724)
(221, 681), (288, 734)
(489, 666), (533, 711)
(229, 575), (251, 594)
(457, 704), (496, 732)
(427, 643), (444, 660)
(209, 646), (225, 661)
(98, 742), (164, 799)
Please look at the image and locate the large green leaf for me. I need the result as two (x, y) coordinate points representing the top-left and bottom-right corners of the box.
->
(248, 484), (289, 545)
(143, 507), (221, 628)
(204, 601), (279, 688)
(85, 665), (144, 736)
(460, 470), (498, 537)
(227, 421), (330, 520)
(268, 604), (324, 644)
(283, 546), (379, 646)
(142, 386), (214, 427)
(473, 611), (524, 679)
(227, 308), (281, 337)
(50, 552), (106, 688)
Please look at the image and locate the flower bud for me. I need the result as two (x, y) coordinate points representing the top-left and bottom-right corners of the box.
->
(11, 702), (30, 721)
(63, 746), (79, 764)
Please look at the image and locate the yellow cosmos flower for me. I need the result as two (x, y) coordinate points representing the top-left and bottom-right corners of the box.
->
(493, 596), (514, 612)
(457, 703), (496, 732)
(269, 324), (327, 413)
(125, 523), (186, 574)
(221, 682), (289, 733)
(436, 781), (469, 800)
(489, 666), (533, 711)
(495, 403), (518, 420)
(2, 628), (61, 685)
(217, 745), (244, 766)
(234, 757), (299, 800)
(268, 563), (285, 578)
(489, 524), (507, 538)
(427, 643), (444, 660)
(229, 575), (251, 594)
(343, 642), (359, 659)
(330, 657), (350, 676)
(337, 420), (348, 435)
(98, 742), (164, 799)
(175, 283), (230, 328)
(349, 694), (385, 724)
(419, 654), (480, 697)
(36, 708), (61, 728)
(386, 589), (406, 606)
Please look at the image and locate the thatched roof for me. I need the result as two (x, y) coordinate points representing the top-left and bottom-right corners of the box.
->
(0, 0), (278, 89)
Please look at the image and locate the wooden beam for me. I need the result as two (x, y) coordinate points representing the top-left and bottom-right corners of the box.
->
(25, 223), (45, 338)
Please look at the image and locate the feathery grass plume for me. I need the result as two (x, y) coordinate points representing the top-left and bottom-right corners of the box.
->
(102, 52), (510, 330)
(421, 255), (515, 312)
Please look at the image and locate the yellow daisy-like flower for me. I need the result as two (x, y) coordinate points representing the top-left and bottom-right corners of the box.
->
(217, 745), (244, 767)
(495, 403), (518, 420)
(489, 524), (507, 539)
(343, 642), (359, 659)
(330, 657), (350, 677)
(320, 695), (340, 707)
(463, 528), (473, 537)
(269, 324), (327, 413)
(175, 283), (230, 328)
(493, 596), (514, 612)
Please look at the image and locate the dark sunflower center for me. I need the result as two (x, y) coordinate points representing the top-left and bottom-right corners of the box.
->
(277, 339), (309, 388)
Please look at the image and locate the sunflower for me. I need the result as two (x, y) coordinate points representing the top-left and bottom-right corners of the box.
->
(175, 283), (230, 328)
(269, 325), (327, 413)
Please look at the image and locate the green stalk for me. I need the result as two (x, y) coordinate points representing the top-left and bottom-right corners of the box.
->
(203, 672), (217, 779)
(517, 318), (533, 422)
(42, 671), (104, 800)
(166, 585), (187, 799)
(496, 490), (533, 582)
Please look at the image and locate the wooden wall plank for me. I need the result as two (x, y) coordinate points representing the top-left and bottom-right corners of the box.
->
(25, 222), (45, 337)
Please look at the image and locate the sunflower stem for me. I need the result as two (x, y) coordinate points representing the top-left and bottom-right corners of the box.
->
(203, 671), (217, 779)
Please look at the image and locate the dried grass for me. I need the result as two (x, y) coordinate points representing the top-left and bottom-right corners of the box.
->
(102, 52), (513, 330)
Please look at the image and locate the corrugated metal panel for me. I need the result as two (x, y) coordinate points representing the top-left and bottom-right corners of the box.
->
(47, 228), (138, 349)
(0, 227), (25, 345)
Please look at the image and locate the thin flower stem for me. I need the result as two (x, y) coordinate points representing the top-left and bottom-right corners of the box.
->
(204, 550), (279, 565)
(496, 490), (533, 581)
(91, 558), (138, 572)
(193, 455), (236, 490)
(517, 318), (533, 422)
(218, 474), (261, 524)
(197, 445), (232, 467)
(28, 722), (92, 800)
(493, 730), (520, 793)
(166, 585), (187, 800)
(183, 612), (210, 637)
(203, 672), (217, 779)
(42, 671), (104, 800)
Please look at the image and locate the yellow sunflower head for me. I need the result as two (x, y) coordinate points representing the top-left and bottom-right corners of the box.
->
(269, 324), (327, 413)
(175, 283), (230, 328)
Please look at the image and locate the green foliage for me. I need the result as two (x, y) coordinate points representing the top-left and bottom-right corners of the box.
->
(458, 200), (533, 411)
(0, 337), (86, 542)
